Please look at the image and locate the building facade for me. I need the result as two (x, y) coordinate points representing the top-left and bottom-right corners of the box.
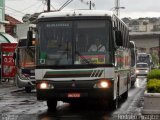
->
(0, 0), (7, 32)
(5, 14), (22, 37)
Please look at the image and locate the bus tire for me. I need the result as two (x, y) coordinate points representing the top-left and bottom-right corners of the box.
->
(123, 90), (128, 100)
(47, 99), (57, 112)
(110, 88), (119, 110)
(25, 86), (32, 93)
(123, 76), (129, 100)
(131, 81), (135, 87)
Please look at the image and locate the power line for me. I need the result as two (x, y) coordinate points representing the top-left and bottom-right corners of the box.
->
(43, 0), (47, 11)
(34, 2), (44, 13)
(6, 1), (45, 15)
(20, 1), (40, 12)
(59, 0), (73, 11)
(5, 6), (25, 15)
(51, 3), (56, 10)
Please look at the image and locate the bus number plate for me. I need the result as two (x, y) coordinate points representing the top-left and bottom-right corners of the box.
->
(68, 93), (80, 98)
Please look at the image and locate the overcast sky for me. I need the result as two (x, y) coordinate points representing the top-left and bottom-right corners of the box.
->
(5, 0), (160, 21)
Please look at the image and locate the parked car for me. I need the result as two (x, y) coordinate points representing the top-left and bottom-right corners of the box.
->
(135, 62), (150, 77)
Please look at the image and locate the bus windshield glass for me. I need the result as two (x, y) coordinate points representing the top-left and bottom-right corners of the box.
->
(137, 54), (151, 65)
(136, 63), (148, 68)
(38, 20), (112, 66)
(18, 39), (35, 68)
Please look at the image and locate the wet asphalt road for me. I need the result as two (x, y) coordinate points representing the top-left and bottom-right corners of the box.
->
(0, 78), (146, 120)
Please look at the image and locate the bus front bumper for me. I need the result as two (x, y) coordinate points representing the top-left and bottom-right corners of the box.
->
(36, 79), (114, 102)
(37, 88), (113, 102)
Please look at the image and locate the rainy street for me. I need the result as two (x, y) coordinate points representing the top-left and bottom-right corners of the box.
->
(0, 78), (146, 120)
(1, 0), (160, 120)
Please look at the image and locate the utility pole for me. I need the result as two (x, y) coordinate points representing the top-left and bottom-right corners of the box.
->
(159, 34), (160, 68)
(89, 1), (92, 10)
(87, 0), (95, 10)
(80, 0), (95, 10)
(115, 0), (120, 16)
(47, 0), (50, 12)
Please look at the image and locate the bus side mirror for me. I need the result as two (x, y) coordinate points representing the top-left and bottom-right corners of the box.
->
(27, 30), (33, 46)
(115, 31), (123, 46)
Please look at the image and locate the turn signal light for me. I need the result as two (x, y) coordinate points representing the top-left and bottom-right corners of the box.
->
(135, 70), (139, 73)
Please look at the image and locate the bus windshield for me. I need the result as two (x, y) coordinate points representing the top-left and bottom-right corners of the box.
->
(38, 19), (112, 66)
(137, 53), (151, 65)
(17, 39), (35, 68)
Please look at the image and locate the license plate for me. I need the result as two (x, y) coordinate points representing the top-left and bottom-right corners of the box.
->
(68, 93), (80, 98)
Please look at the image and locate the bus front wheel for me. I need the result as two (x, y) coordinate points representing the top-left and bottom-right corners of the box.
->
(47, 99), (57, 112)
(111, 97), (119, 110)
(110, 88), (119, 110)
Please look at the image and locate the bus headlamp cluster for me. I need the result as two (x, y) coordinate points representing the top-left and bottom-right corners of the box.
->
(145, 70), (149, 73)
(100, 81), (109, 88)
(135, 70), (139, 73)
(93, 79), (110, 89)
(39, 82), (54, 89)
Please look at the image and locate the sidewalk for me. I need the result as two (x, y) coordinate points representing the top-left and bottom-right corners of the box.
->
(0, 80), (23, 93)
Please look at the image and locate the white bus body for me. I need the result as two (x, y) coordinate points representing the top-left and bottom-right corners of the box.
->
(33, 10), (131, 111)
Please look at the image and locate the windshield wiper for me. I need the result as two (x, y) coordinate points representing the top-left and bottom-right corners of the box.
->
(75, 51), (92, 64)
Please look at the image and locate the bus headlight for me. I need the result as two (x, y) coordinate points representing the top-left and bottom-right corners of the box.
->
(93, 80), (110, 89)
(100, 81), (109, 88)
(145, 70), (148, 73)
(38, 82), (54, 89)
(40, 83), (47, 89)
(135, 70), (139, 73)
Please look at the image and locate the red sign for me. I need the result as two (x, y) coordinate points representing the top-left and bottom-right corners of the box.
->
(1, 43), (17, 52)
(68, 93), (80, 98)
(1, 43), (17, 78)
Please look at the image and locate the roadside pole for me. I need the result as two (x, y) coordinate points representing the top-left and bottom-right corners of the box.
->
(159, 34), (160, 69)
(0, 48), (1, 84)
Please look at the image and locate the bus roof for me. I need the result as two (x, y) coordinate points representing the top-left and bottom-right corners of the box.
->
(138, 53), (150, 55)
(38, 10), (114, 19)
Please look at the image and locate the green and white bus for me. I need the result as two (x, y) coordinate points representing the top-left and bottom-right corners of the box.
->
(29, 10), (131, 111)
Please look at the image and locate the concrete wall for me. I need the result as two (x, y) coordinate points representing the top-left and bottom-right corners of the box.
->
(130, 32), (160, 53)
(129, 32), (160, 66)
(133, 38), (158, 53)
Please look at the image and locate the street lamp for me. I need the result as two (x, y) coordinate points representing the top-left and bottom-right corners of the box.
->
(110, 6), (125, 10)
(110, 6), (125, 16)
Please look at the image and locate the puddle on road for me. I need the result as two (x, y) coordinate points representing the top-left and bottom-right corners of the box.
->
(19, 100), (35, 105)
(0, 97), (3, 100)
(8, 100), (36, 106)
(135, 77), (146, 88)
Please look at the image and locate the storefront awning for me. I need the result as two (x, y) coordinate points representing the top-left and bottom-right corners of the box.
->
(0, 20), (9, 24)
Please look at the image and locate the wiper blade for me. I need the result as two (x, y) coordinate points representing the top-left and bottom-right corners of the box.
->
(75, 51), (92, 64)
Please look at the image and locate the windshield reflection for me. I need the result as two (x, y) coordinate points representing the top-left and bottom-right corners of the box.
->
(38, 20), (112, 66)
